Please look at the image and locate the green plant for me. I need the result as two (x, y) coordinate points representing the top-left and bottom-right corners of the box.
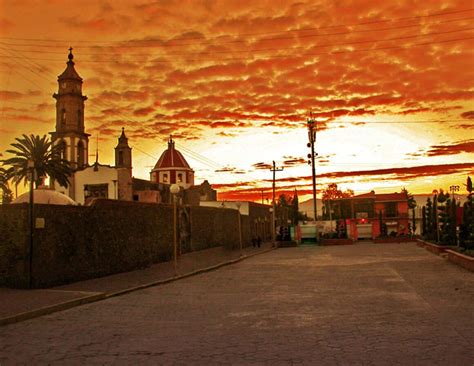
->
(459, 191), (473, 250)
(0, 166), (13, 204)
(2, 134), (72, 188)
(424, 197), (434, 240)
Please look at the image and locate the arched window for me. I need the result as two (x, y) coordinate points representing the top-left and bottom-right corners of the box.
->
(77, 110), (82, 129)
(177, 173), (183, 183)
(118, 151), (124, 166)
(77, 141), (84, 167)
(61, 109), (66, 125)
(59, 140), (67, 160)
(163, 173), (168, 183)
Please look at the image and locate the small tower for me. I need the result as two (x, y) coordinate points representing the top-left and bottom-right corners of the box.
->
(150, 136), (194, 189)
(50, 48), (89, 170)
(115, 127), (132, 175)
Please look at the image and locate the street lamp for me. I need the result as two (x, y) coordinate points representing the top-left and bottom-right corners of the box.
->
(170, 184), (180, 274)
(432, 189), (440, 243)
(236, 202), (242, 256)
(307, 114), (318, 242)
(27, 159), (35, 288)
(450, 185), (460, 246)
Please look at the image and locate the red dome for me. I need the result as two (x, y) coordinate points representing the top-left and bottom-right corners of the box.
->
(153, 137), (191, 170)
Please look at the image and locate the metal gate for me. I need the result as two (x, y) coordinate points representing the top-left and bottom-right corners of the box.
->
(356, 224), (372, 239)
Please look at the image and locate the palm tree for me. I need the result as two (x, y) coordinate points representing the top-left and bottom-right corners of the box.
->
(2, 134), (72, 188)
(0, 166), (13, 203)
(402, 188), (417, 235)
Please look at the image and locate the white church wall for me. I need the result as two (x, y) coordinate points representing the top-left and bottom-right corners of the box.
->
(74, 165), (119, 205)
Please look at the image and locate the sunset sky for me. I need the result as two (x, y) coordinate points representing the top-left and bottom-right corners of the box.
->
(1, 0), (473, 202)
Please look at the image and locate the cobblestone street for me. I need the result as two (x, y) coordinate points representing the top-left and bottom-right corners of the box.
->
(1, 243), (473, 365)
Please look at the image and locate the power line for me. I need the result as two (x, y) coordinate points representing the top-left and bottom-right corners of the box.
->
(2, 35), (472, 64)
(0, 8), (471, 45)
(2, 24), (472, 59)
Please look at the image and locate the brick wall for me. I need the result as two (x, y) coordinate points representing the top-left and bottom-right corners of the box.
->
(0, 200), (245, 288)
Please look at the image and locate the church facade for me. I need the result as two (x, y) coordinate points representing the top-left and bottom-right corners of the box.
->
(50, 50), (216, 206)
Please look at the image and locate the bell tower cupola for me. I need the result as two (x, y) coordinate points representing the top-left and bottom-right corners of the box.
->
(50, 48), (90, 170)
(115, 127), (132, 175)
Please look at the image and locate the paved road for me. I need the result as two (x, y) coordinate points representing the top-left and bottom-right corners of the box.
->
(1, 243), (473, 365)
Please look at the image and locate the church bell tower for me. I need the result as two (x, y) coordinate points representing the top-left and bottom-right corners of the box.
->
(115, 127), (132, 176)
(50, 48), (90, 170)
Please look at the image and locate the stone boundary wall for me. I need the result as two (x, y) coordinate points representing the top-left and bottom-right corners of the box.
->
(0, 200), (244, 288)
(445, 249), (474, 272)
(0, 205), (28, 288)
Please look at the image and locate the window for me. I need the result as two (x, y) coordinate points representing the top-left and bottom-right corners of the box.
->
(177, 173), (183, 183)
(354, 201), (374, 218)
(61, 109), (66, 125)
(163, 173), (168, 183)
(85, 184), (108, 199)
(77, 141), (84, 167)
(118, 151), (124, 165)
(385, 202), (397, 218)
(77, 110), (82, 129)
(59, 140), (67, 160)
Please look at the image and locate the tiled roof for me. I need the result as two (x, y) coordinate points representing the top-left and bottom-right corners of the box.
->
(152, 138), (192, 170)
(58, 50), (82, 81)
(375, 193), (407, 202)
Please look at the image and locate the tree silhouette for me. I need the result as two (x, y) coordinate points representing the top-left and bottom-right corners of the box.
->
(424, 197), (434, 240)
(402, 188), (417, 235)
(2, 134), (72, 188)
(322, 183), (353, 220)
(0, 166), (13, 204)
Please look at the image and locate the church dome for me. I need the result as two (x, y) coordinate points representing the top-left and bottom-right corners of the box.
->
(12, 188), (78, 205)
(150, 137), (194, 188)
(153, 137), (191, 170)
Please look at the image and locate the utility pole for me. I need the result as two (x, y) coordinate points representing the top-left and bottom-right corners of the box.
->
(271, 161), (283, 247)
(307, 113), (319, 242)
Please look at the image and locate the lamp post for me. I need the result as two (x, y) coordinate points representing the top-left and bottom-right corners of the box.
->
(306, 114), (318, 242)
(450, 185), (460, 246)
(270, 161), (283, 247)
(27, 159), (35, 288)
(170, 184), (180, 274)
(432, 189), (440, 243)
(449, 185), (460, 201)
(236, 202), (242, 256)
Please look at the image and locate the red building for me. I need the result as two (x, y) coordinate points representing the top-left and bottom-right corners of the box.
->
(331, 191), (409, 240)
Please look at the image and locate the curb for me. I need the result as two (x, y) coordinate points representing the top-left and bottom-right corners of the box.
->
(0, 246), (276, 327)
(0, 293), (106, 327)
(106, 246), (276, 298)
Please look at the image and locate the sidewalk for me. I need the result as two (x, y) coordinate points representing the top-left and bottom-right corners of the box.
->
(0, 242), (275, 326)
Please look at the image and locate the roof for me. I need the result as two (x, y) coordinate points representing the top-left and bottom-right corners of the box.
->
(132, 178), (162, 191)
(352, 192), (375, 199)
(115, 127), (130, 148)
(152, 137), (192, 171)
(375, 192), (408, 202)
(12, 188), (78, 205)
(58, 49), (83, 81)
(333, 191), (408, 202)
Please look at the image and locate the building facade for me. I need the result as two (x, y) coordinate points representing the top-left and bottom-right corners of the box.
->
(331, 191), (409, 240)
